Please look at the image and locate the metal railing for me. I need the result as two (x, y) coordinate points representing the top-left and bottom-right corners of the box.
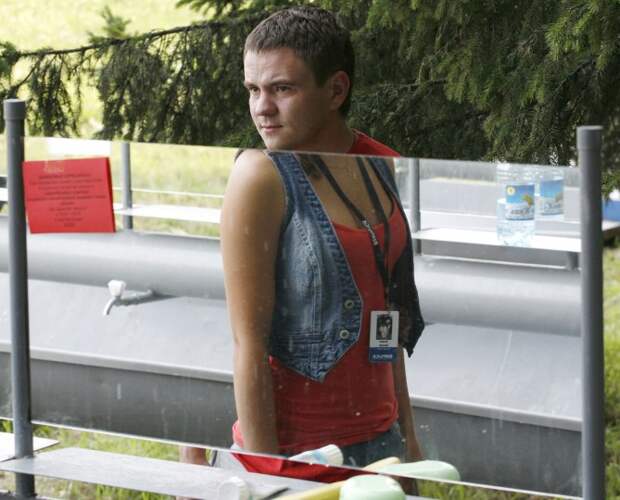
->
(2, 98), (607, 499)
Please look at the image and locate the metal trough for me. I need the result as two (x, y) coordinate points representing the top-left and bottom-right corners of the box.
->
(0, 219), (582, 496)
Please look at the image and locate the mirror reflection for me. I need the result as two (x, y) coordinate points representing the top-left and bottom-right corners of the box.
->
(0, 134), (584, 498)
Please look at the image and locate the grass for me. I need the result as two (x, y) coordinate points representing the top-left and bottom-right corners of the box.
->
(0, 0), (203, 51)
(0, 420), (181, 499)
(605, 244), (620, 498)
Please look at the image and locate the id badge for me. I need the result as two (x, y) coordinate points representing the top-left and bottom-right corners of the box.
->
(369, 310), (399, 362)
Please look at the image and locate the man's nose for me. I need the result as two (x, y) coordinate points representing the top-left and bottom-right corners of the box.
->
(254, 92), (277, 116)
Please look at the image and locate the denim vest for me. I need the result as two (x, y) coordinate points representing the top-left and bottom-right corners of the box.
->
(267, 152), (425, 382)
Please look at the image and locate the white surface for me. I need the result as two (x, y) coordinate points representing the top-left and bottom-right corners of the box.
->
(114, 203), (221, 224)
(412, 227), (581, 253)
(0, 447), (317, 499)
(45, 137), (111, 156)
(0, 431), (58, 461)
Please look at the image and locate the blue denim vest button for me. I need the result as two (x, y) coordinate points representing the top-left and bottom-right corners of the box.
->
(339, 329), (351, 340)
(344, 299), (355, 310)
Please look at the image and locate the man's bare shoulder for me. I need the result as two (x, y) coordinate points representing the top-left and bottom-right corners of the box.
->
(224, 149), (284, 220)
(230, 149), (281, 190)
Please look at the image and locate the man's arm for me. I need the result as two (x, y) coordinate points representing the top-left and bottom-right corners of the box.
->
(392, 349), (423, 461)
(388, 154), (421, 460)
(220, 150), (285, 454)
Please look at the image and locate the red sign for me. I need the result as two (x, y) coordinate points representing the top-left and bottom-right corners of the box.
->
(23, 157), (115, 234)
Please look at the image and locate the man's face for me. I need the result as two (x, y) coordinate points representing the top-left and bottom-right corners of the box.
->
(243, 47), (336, 151)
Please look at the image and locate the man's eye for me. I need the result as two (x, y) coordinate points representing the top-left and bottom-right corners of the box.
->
(275, 85), (291, 93)
(246, 87), (259, 95)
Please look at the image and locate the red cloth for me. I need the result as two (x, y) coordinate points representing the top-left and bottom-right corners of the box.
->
(233, 190), (408, 482)
(348, 130), (400, 157)
(232, 452), (370, 482)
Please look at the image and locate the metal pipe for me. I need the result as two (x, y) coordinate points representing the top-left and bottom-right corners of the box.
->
(411, 158), (421, 255)
(415, 255), (580, 336)
(121, 142), (133, 230)
(0, 224), (225, 300)
(578, 126), (605, 500)
(0, 221), (580, 335)
(4, 98), (35, 497)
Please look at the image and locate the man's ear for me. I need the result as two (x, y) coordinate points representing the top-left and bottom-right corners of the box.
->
(327, 71), (350, 112)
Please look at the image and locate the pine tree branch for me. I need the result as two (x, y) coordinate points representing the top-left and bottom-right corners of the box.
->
(374, 79), (448, 89)
(14, 14), (263, 60)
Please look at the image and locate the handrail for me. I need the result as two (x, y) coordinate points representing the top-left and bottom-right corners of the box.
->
(111, 186), (224, 200)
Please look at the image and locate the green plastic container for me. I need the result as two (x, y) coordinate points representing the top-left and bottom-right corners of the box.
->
(378, 460), (461, 481)
(339, 474), (405, 500)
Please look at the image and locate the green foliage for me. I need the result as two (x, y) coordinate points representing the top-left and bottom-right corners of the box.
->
(418, 479), (558, 499)
(400, 0), (620, 192)
(0, 15), (265, 146)
(27, 54), (84, 137)
(0, 41), (20, 125)
(605, 245), (620, 498)
(0, 0), (619, 191)
(0, 42), (18, 80)
(176, 0), (292, 17)
(88, 6), (133, 44)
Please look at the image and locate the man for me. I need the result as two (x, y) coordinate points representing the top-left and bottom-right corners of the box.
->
(181, 6), (422, 473)
(242, 5), (398, 157)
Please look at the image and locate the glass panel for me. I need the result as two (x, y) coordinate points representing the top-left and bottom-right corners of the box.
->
(0, 136), (583, 498)
(394, 157), (582, 264)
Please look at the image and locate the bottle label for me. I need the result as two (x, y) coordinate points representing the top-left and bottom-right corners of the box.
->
(539, 179), (564, 215)
(505, 184), (535, 220)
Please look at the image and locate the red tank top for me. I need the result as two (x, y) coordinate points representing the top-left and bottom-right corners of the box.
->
(349, 130), (400, 157)
(233, 199), (407, 454)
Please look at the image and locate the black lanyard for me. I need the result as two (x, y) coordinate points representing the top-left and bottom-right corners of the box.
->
(310, 155), (392, 303)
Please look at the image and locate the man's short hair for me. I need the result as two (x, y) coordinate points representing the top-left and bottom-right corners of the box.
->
(244, 6), (355, 116)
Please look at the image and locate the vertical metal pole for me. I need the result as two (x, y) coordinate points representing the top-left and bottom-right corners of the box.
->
(121, 141), (133, 230)
(578, 125), (605, 500)
(410, 158), (421, 255)
(4, 99), (35, 498)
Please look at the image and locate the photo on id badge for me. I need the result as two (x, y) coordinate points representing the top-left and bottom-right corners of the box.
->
(369, 310), (399, 362)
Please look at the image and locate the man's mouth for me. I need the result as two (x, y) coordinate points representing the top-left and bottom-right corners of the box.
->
(260, 124), (282, 132)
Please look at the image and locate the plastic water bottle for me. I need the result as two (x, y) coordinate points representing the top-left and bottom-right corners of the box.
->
(535, 166), (564, 220)
(496, 163), (536, 246)
(289, 444), (343, 466)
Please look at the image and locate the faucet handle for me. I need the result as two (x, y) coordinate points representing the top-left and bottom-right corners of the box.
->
(107, 280), (126, 298)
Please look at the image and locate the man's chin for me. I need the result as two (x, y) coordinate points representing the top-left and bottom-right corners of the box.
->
(263, 139), (292, 151)
(259, 132), (295, 151)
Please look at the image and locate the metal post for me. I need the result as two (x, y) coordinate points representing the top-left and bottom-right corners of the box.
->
(410, 158), (421, 255)
(4, 99), (35, 498)
(578, 125), (605, 500)
(121, 142), (133, 230)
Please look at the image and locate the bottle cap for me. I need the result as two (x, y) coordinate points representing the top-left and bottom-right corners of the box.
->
(217, 476), (251, 500)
